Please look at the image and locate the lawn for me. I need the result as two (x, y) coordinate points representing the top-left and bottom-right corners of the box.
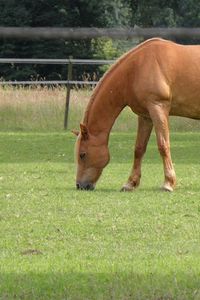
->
(1, 131), (200, 300)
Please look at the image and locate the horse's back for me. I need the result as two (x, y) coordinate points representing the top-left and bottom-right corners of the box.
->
(129, 39), (200, 119)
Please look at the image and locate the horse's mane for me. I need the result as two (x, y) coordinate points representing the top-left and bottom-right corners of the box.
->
(83, 38), (170, 124)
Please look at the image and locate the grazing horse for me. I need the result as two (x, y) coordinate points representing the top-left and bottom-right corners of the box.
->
(73, 38), (200, 191)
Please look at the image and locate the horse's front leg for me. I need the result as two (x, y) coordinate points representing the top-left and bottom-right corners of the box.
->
(149, 103), (176, 191)
(121, 116), (153, 191)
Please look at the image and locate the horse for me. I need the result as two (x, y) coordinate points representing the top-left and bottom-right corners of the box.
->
(73, 38), (200, 191)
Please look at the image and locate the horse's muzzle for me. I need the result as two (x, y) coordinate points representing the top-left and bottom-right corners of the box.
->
(76, 182), (95, 191)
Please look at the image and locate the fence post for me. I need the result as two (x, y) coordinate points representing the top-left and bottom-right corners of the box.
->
(64, 56), (73, 130)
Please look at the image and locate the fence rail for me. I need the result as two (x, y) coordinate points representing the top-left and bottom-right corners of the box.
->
(0, 27), (200, 40)
(0, 80), (98, 85)
(0, 58), (114, 129)
(0, 58), (115, 65)
(0, 58), (114, 85)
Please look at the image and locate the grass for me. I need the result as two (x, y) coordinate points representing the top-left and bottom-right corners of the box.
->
(0, 85), (88, 132)
(1, 85), (200, 132)
(1, 131), (200, 299)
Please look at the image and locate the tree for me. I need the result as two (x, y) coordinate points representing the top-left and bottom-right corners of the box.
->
(0, 0), (200, 80)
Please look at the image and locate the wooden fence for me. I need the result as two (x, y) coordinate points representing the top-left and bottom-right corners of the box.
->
(0, 58), (115, 129)
(0, 27), (200, 40)
(1, 26), (200, 129)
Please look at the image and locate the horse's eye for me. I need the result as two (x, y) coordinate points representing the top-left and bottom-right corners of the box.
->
(80, 152), (86, 160)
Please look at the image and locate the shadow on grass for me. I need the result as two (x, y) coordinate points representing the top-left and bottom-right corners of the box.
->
(94, 187), (163, 193)
(66, 187), (120, 194)
(1, 271), (199, 300)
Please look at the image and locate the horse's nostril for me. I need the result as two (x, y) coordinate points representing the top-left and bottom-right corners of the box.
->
(76, 182), (95, 191)
(86, 183), (95, 190)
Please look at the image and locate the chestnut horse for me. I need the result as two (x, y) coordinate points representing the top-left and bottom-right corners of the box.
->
(73, 38), (200, 191)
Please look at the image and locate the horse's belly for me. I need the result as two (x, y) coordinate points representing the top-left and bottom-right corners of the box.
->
(170, 94), (200, 119)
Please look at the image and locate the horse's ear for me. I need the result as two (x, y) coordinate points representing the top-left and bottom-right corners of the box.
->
(80, 123), (89, 140)
(71, 129), (79, 136)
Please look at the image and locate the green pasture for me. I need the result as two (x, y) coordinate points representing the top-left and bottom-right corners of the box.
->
(1, 131), (200, 299)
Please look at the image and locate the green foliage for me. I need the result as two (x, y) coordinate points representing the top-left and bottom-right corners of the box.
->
(0, 0), (98, 80)
(92, 38), (121, 73)
(130, 1), (177, 27)
(0, 1), (200, 80)
(94, 39), (120, 59)
(130, 0), (200, 44)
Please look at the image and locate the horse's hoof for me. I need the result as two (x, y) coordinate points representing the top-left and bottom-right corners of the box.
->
(120, 183), (134, 192)
(162, 183), (174, 192)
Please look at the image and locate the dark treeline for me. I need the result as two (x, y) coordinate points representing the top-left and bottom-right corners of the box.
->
(0, 0), (200, 81)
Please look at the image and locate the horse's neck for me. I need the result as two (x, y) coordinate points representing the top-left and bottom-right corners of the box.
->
(85, 78), (125, 141)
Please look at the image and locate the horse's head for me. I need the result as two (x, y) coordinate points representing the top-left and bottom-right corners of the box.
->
(73, 123), (110, 190)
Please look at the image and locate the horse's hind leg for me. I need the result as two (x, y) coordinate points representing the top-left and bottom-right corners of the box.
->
(121, 115), (153, 191)
(149, 103), (176, 191)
